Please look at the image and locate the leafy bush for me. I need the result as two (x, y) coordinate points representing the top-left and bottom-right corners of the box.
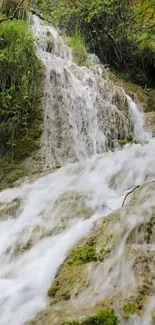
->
(40, 0), (155, 87)
(0, 19), (43, 159)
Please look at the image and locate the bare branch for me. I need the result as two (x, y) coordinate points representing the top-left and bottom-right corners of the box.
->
(122, 185), (140, 206)
(122, 179), (155, 207)
(0, 0), (25, 24)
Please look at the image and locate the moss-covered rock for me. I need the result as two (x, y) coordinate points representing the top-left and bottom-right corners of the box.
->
(63, 308), (120, 325)
(151, 308), (155, 325)
(122, 301), (138, 320)
(0, 198), (21, 219)
(28, 183), (155, 325)
(108, 72), (155, 114)
(48, 264), (89, 303)
(145, 112), (155, 136)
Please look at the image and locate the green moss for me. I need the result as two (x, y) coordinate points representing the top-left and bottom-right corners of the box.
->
(68, 245), (97, 266)
(47, 221), (112, 304)
(63, 308), (119, 325)
(48, 264), (88, 302)
(119, 134), (133, 147)
(151, 308), (155, 325)
(122, 301), (137, 320)
(122, 283), (150, 320)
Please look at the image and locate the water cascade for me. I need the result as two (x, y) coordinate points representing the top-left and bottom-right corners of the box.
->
(0, 16), (155, 325)
(32, 16), (135, 170)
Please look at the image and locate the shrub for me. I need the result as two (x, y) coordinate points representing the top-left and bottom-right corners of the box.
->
(0, 19), (43, 159)
(65, 33), (88, 66)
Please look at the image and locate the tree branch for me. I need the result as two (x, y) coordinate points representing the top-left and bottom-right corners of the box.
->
(122, 179), (155, 207)
(0, 0), (25, 24)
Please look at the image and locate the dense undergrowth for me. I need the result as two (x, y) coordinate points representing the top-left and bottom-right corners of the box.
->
(0, 18), (43, 187)
(35, 0), (155, 88)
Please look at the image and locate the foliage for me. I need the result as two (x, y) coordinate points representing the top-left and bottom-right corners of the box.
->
(0, 19), (43, 160)
(39, 0), (155, 87)
(67, 245), (98, 266)
(119, 134), (133, 147)
(0, 0), (29, 21)
(65, 33), (88, 66)
(63, 308), (120, 325)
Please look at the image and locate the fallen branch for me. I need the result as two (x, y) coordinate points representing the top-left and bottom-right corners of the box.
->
(122, 185), (140, 206)
(122, 179), (155, 207)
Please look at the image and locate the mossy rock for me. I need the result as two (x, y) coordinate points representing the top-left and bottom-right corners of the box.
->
(122, 301), (138, 320)
(30, 183), (155, 324)
(47, 213), (120, 305)
(145, 112), (155, 136)
(48, 264), (89, 303)
(151, 308), (155, 325)
(108, 71), (155, 113)
(0, 198), (21, 219)
(63, 308), (120, 325)
(122, 283), (150, 320)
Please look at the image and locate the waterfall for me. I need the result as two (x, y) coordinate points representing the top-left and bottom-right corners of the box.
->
(0, 16), (154, 325)
(126, 94), (150, 140)
(32, 16), (133, 170)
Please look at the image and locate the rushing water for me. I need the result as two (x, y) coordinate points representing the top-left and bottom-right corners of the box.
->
(0, 140), (155, 325)
(32, 15), (135, 170)
(126, 95), (150, 140)
(0, 16), (155, 325)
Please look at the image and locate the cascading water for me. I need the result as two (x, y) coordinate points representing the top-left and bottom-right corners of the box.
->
(126, 95), (151, 140)
(32, 15), (135, 170)
(0, 16), (155, 325)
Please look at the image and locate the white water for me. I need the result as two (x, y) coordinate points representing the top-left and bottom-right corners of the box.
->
(0, 16), (155, 325)
(126, 95), (150, 140)
(0, 140), (155, 324)
(32, 15), (135, 170)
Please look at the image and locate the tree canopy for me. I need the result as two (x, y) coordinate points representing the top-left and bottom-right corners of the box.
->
(37, 0), (155, 87)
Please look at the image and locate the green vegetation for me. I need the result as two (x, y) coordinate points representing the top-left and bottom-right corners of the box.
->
(67, 245), (98, 266)
(37, 0), (155, 88)
(48, 241), (111, 302)
(151, 308), (155, 325)
(122, 301), (137, 320)
(66, 34), (88, 66)
(63, 309), (119, 325)
(122, 282), (151, 320)
(0, 19), (43, 187)
(48, 264), (89, 301)
(65, 33), (88, 66)
(119, 134), (133, 147)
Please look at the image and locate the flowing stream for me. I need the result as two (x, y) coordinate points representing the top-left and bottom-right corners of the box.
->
(0, 16), (155, 325)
